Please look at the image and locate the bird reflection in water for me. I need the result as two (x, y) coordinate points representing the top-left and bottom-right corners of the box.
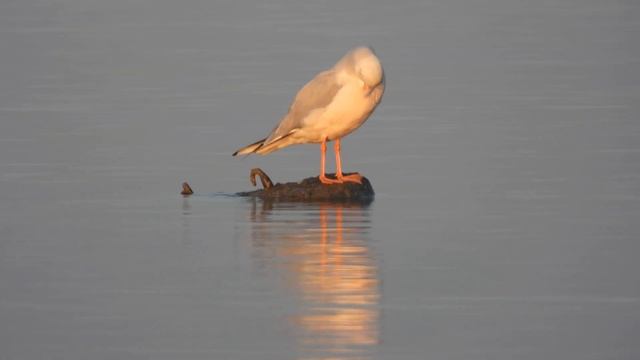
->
(248, 199), (379, 360)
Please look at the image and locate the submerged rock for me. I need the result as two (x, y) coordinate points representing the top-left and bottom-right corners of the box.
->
(236, 168), (374, 203)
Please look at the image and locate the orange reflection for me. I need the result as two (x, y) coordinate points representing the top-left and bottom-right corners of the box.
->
(248, 200), (379, 359)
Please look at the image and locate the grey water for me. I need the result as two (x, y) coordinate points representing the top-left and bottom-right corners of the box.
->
(1, 0), (639, 359)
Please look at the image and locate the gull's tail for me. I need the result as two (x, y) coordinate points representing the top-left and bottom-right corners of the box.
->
(233, 131), (297, 156)
(233, 138), (266, 156)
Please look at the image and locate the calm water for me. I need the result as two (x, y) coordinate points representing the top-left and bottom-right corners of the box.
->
(1, 0), (639, 359)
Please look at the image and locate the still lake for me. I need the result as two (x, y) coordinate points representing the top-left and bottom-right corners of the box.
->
(1, 0), (639, 359)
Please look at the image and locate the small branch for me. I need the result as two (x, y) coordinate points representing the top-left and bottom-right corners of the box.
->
(250, 168), (273, 189)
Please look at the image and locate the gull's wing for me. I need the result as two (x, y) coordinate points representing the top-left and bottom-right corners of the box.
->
(233, 69), (344, 156)
(263, 69), (342, 145)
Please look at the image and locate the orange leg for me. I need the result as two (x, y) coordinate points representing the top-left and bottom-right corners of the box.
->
(334, 138), (363, 184)
(319, 137), (340, 185)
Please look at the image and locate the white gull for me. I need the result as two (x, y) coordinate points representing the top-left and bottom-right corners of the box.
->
(233, 46), (385, 184)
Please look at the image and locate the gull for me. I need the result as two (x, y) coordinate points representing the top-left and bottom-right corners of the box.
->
(233, 46), (385, 184)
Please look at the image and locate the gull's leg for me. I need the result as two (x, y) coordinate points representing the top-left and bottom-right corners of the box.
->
(319, 137), (340, 185)
(334, 138), (363, 184)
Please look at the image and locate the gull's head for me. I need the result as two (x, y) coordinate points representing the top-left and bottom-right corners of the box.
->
(340, 46), (384, 88)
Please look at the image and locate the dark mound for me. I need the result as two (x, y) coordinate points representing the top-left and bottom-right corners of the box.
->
(236, 173), (374, 203)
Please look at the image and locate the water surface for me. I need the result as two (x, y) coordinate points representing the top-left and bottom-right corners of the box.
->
(1, 0), (639, 359)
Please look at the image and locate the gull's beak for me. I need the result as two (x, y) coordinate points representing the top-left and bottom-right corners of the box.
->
(362, 82), (372, 95)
